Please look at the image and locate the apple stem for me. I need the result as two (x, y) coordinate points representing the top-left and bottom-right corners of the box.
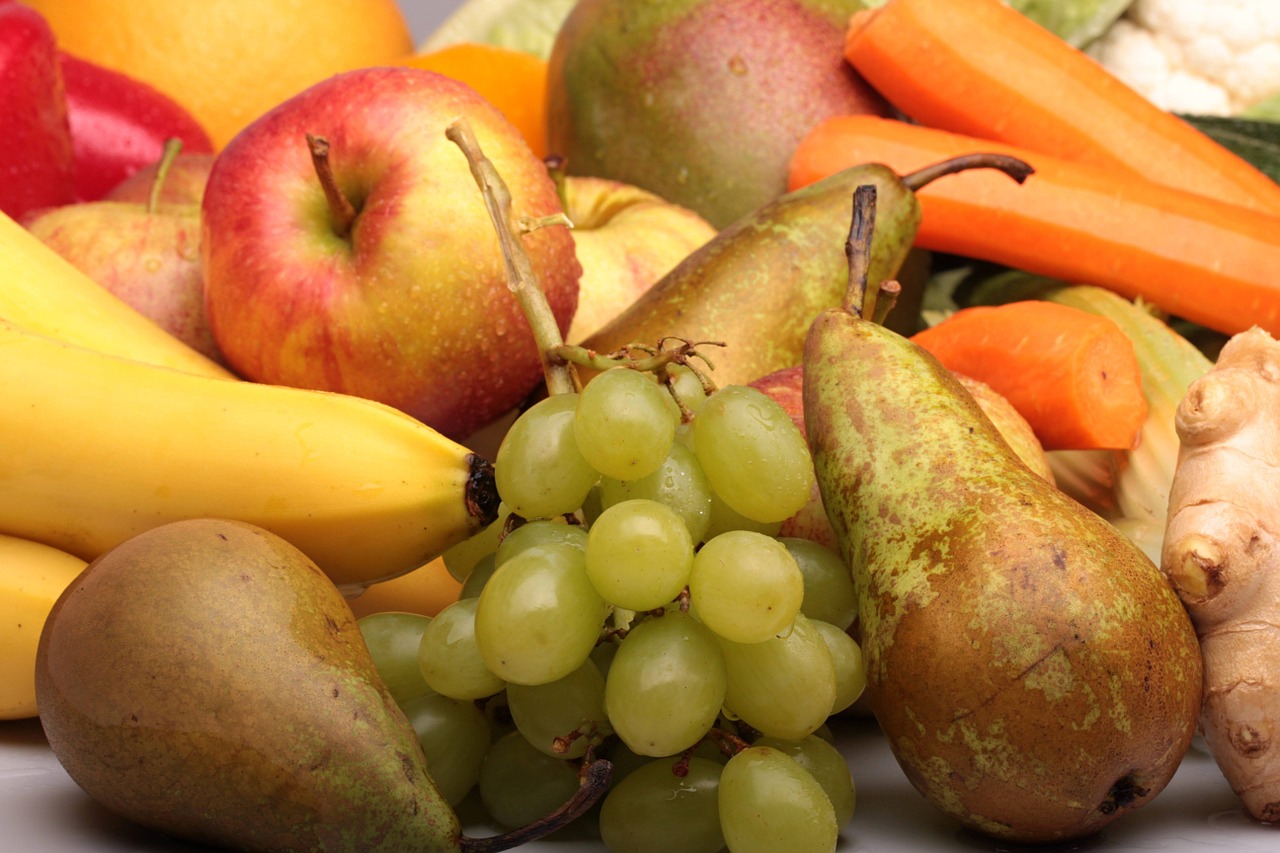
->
(446, 118), (578, 398)
(544, 155), (569, 212)
(305, 133), (359, 240)
(147, 138), (184, 215)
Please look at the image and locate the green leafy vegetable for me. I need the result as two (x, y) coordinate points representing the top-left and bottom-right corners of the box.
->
(1179, 114), (1280, 184)
(1005, 0), (1133, 47)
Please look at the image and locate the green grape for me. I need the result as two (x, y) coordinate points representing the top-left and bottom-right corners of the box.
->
(718, 745), (838, 853)
(458, 551), (498, 599)
(589, 638), (620, 681)
(702, 488), (782, 542)
(779, 537), (858, 632)
(599, 441), (713, 544)
(604, 610), (727, 757)
(482, 691), (517, 743)
(753, 735), (856, 829)
(474, 542), (608, 685)
(693, 384), (813, 523)
(599, 756), (725, 853)
(585, 499), (694, 611)
(718, 613), (836, 740)
(493, 517), (587, 567)
(478, 730), (581, 829)
(495, 392), (599, 519)
(574, 366), (676, 481)
(599, 737), (659, 789)
(811, 619), (867, 715)
(689, 530), (804, 644)
(442, 505), (510, 582)
(580, 482), (605, 526)
(417, 597), (506, 700)
(401, 692), (491, 806)
(357, 611), (434, 708)
(505, 659), (610, 759)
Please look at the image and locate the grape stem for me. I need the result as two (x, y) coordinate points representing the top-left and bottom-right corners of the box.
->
(551, 337), (724, 422)
(458, 758), (614, 853)
(446, 118), (579, 398)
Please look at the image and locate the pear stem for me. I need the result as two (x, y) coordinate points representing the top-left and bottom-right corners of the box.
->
(306, 133), (358, 240)
(843, 184), (878, 320)
(458, 758), (613, 852)
(872, 280), (902, 326)
(901, 152), (1034, 193)
(447, 118), (578, 397)
(147, 138), (184, 215)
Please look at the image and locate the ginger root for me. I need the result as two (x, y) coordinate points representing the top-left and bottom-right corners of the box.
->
(1163, 326), (1280, 823)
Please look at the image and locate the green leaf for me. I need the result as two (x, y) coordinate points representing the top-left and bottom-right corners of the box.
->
(1178, 114), (1280, 185)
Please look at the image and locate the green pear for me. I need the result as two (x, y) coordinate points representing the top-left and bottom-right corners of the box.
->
(547, 0), (891, 229)
(581, 155), (1017, 390)
(801, 187), (1203, 844)
(35, 518), (606, 852)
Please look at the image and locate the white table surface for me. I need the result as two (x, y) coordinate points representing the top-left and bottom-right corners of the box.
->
(7, 2), (1276, 851)
(3, 712), (1276, 852)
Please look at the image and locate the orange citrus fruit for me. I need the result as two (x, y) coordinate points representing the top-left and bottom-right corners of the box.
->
(397, 42), (548, 159)
(23, 0), (415, 150)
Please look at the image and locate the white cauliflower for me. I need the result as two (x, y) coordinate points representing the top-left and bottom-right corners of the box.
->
(1088, 0), (1280, 115)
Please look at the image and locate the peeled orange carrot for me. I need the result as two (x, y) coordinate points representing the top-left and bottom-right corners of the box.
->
(911, 301), (1148, 451)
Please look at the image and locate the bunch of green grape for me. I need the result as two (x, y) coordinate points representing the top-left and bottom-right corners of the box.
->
(359, 364), (867, 853)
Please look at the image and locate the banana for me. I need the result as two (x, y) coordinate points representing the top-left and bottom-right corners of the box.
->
(0, 209), (235, 379)
(0, 532), (87, 720)
(0, 319), (500, 592)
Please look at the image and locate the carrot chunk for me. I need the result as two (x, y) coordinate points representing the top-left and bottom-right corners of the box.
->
(787, 115), (1280, 339)
(910, 301), (1148, 451)
(842, 0), (1280, 216)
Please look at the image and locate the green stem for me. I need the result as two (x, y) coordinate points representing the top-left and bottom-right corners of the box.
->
(147, 138), (184, 214)
(446, 119), (578, 397)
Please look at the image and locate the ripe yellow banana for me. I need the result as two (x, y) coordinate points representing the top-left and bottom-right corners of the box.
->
(0, 209), (234, 379)
(0, 320), (499, 592)
(0, 532), (87, 720)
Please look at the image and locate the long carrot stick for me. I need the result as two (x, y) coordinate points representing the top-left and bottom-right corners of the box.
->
(910, 301), (1148, 451)
(842, 0), (1280, 217)
(787, 115), (1280, 339)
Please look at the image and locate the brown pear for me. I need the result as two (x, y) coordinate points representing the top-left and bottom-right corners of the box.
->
(802, 186), (1203, 844)
(35, 518), (608, 852)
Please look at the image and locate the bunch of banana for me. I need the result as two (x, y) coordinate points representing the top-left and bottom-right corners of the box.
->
(0, 318), (500, 592)
(0, 533), (86, 720)
(0, 210), (233, 379)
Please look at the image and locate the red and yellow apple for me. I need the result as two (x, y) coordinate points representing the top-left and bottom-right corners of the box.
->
(563, 175), (718, 343)
(22, 140), (223, 364)
(104, 151), (214, 206)
(200, 66), (580, 441)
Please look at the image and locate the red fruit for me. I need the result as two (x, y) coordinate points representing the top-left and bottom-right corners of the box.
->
(0, 2), (75, 218)
(59, 52), (215, 201)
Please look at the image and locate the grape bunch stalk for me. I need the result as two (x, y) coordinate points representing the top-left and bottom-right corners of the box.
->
(358, 123), (868, 853)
